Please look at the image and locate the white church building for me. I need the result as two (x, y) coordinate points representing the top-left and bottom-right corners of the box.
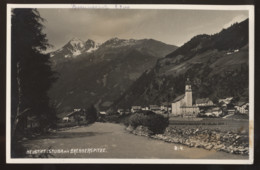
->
(171, 78), (199, 116)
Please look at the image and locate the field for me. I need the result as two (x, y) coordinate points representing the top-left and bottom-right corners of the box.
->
(169, 117), (249, 133)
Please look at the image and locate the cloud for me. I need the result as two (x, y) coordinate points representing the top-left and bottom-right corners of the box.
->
(223, 15), (248, 28)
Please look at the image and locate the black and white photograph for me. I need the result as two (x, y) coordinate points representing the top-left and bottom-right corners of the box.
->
(6, 4), (254, 164)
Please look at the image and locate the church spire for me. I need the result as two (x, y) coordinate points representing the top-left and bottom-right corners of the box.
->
(185, 77), (191, 85)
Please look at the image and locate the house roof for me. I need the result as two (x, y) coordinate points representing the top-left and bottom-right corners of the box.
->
(149, 105), (159, 107)
(66, 111), (76, 117)
(212, 107), (221, 111)
(172, 94), (185, 103)
(236, 102), (247, 107)
(196, 98), (211, 104)
(132, 106), (141, 109)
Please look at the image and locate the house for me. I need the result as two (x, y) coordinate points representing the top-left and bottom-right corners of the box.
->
(131, 106), (142, 113)
(149, 105), (160, 111)
(218, 97), (233, 105)
(226, 52), (233, 55)
(195, 98), (214, 107)
(204, 107), (222, 117)
(212, 107), (222, 117)
(117, 109), (124, 114)
(235, 102), (249, 114)
(141, 107), (149, 111)
(205, 111), (213, 117)
(63, 109), (86, 122)
(160, 102), (171, 111)
(227, 109), (236, 114)
(226, 49), (239, 55)
(99, 111), (107, 115)
(62, 117), (69, 122)
(171, 78), (199, 116)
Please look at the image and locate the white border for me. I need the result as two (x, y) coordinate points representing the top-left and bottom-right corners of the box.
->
(6, 4), (255, 164)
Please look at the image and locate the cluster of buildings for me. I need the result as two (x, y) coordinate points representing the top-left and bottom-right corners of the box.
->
(62, 78), (249, 122)
(115, 78), (249, 118)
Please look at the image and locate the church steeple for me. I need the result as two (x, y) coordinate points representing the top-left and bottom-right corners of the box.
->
(185, 78), (192, 92)
(185, 78), (192, 106)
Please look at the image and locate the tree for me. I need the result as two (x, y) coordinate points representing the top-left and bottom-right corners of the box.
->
(85, 105), (98, 124)
(11, 9), (57, 139)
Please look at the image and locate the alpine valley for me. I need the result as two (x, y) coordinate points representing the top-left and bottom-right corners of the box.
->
(49, 38), (177, 112)
(49, 19), (249, 113)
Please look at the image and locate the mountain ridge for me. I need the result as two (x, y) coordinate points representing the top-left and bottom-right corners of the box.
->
(49, 37), (178, 113)
(112, 19), (249, 110)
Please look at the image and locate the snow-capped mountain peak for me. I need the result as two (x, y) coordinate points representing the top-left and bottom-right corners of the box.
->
(51, 38), (99, 59)
(101, 37), (138, 48)
(69, 37), (85, 48)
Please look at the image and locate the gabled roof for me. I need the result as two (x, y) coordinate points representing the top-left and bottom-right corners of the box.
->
(131, 106), (141, 109)
(236, 102), (247, 107)
(66, 110), (83, 117)
(196, 98), (211, 104)
(66, 111), (77, 117)
(172, 94), (185, 103)
(212, 107), (221, 111)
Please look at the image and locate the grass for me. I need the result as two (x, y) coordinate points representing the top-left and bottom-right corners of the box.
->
(169, 117), (249, 133)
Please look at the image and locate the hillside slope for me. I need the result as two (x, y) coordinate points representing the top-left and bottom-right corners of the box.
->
(48, 38), (177, 112)
(113, 19), (249, 109)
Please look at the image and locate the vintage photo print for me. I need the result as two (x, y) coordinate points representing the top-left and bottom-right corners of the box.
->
(6, 4), (254, 164)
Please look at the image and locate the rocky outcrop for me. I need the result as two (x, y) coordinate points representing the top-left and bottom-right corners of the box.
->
(126, 126), (249, 155)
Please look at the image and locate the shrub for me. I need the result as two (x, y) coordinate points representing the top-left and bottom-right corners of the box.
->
(104, 115), (121, 123)
(128, 111), (169, 134)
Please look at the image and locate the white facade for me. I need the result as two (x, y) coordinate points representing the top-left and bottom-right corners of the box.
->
(235, 103), (249, 114)
(171, 79), (199, 116)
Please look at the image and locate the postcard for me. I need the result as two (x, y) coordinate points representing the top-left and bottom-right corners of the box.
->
(6, 4), (254, 164)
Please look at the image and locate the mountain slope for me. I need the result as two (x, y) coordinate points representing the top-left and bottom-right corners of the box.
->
(113, 19), (249, 109)
(48, 38), (177, 113)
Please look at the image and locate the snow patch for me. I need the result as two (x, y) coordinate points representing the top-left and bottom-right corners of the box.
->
(86, 45), (99, 53)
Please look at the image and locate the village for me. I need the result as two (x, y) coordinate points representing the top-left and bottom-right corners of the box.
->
(63, 78), (249, 123)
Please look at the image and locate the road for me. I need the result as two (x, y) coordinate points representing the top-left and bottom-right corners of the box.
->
(22, 122), (248, 159)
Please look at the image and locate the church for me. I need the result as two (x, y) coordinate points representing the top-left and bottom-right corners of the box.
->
(171, 78), (199, 116)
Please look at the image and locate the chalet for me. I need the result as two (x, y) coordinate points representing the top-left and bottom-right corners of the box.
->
(212, 107), (222, 117)
(149, 105), (160, 111)
(63, 109), (86, 122)
(141, 107), (149, 111)
(227, 109), (236, 114)
(99, 111), (107, 115)
(219, 97), (233, 105)
(117, 109), (124, 114)
(235, 102), (249, 114)
(160, 102), (171, 111)
(131, 106), (142, 113)
(204, 107), (222, 117)
(226, 49), (239, 55)
(195, 98), (214, 107)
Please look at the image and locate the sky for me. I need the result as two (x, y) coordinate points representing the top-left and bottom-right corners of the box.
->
(38, 8), (248, 52)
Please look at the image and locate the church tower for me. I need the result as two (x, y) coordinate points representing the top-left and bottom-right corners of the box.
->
(185, 78), (192, 106)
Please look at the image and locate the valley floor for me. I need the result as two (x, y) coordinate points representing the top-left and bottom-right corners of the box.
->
(21, 122), (248, 160)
